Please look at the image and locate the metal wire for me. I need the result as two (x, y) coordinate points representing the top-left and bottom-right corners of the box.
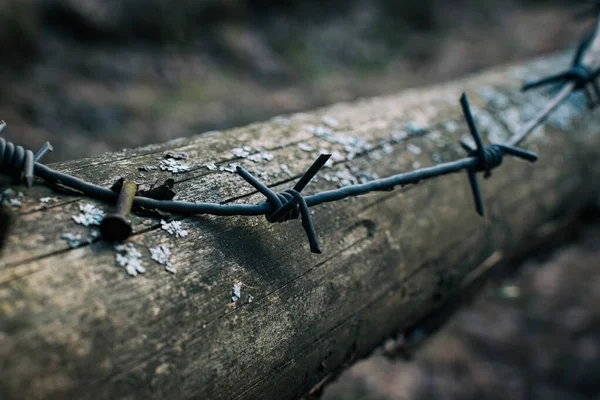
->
(0, 15), (598, 254)
(509, 11), (600, 146)
(0, 94), (538, 253)
(0, 121), (36, 188)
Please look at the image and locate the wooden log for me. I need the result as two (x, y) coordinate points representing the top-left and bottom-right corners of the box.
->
(1, 52), (599, 400)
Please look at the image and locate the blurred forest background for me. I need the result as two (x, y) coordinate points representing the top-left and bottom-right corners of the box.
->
(1, 2), (599, 400)
(0, 0), (586, 161)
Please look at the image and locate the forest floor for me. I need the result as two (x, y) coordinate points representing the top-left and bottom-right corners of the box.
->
(0, 1), (587, 161)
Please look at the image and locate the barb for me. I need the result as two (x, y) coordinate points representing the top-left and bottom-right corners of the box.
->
(1, 123), (39, 188)
(459, 94), (537, 215)
(509, 13), (600, 147)
(236, 155), (330, 253)
(0, 94), (539, 253)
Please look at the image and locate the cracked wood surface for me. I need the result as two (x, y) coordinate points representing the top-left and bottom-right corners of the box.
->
(1, 52), (599, 400)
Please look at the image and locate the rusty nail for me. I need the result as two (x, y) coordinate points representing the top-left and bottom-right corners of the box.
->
(100, 180), (137, 242)
(34, 141), (53, 162)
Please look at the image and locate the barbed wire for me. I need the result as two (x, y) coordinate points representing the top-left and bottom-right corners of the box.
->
(0, 11), (599, 254)
(508, 9), (600, 146)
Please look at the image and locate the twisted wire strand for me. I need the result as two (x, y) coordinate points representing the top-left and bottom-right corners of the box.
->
(0, 93), (539, 253)
(0, 138), (35, 188)
(510, 10), (600, 146)
(2, 12), (597, 253)
(0, 121), (53, 188)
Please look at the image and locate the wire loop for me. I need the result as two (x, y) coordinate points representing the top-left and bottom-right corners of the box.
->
(236, 154), (330, 253)
(0, 137), (35, 187)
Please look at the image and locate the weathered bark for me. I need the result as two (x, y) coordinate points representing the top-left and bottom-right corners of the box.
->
(1, 52), (599, 400)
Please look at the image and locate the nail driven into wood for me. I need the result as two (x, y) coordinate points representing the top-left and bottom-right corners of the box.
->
(34, 142), (53, 162)
(100, 181), (137, 242)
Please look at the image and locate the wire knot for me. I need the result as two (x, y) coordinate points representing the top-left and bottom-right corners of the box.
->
(264, 189), (302, 223)
(237, 154), (331, 254)
(522, 33), (600, 108)
(467, 144), (504, 178)
(522, 64), (599, 94)
(0, 122), (53, 188)
(569, 64), (595, 90)
(459, 94), (538, 216)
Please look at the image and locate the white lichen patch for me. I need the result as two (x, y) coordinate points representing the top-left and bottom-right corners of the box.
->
(247, 151), (274, 163)
(232, 282), (242, 302)
(252, 167), (270, 180)
(368, 150), (383, 161)
(322, 173), (339, 184)
(311, 125), (334, 138)
(159, 158), (191, 174)
(477, 86), (509, 108)
(72, 203), (104, 226)
(232, 147), (251, 158)
(164, 150), (188, 160)
(391, 130), (408, 142)
(297, 143), (314, 152)
(219, 163), (239, 173)
(382, 143), (394, 154)
(61, 232), (83, 248)
(403, 122), (427, 136)
(161, 220), (188, 238)
(473, 108), (509, 143)
(1, 189), (24, 208)
(61, 230), (99, 248)
(498, 108), (523, 134)
(8, 198), (22, 208)
(280, 164), (292, 176)
(331, 150), (345, 162)
(271, 116), (291, 125)
(443, 121), (458, 133)
(335, 169), (358, 187)
(321, 116), (340, 128)
(311, 125), (373, 160)
(323, 150), (345, 168)
(115, 243), (146, 276)
(355, 170), (379, 184)
(547, 101), (579, 131)
(406, 144), (422, 155)
(149, 245), (176, 274)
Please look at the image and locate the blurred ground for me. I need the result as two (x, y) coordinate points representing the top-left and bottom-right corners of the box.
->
(320, 211), (600, 400)
(0, 0), (589, 161)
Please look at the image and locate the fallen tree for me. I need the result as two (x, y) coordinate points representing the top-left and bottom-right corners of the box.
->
(1, 52), (599, 400)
